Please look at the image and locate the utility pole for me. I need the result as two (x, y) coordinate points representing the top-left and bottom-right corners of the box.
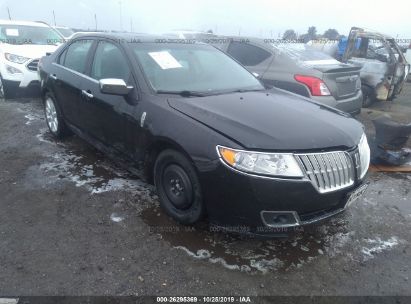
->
(7, 7), (11, 20)
(52, 10), (56, 26)
(130, 18), (133, 32)
(94, 13), (97, 31)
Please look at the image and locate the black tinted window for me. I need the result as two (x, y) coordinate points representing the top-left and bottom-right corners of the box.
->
(227, 42), (271, 66)
(63, 40), (93, 73)
(91, 41), (131, 82)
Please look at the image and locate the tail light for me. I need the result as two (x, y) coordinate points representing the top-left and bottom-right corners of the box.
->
(294, 75), (331, 96)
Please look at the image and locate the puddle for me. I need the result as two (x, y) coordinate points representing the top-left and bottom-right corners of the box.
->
(141, 204), (405, 274)
(140, 206), (361, 274)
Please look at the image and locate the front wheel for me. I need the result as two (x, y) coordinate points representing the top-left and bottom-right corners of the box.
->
(44, 92), (69, 139)
(154, 149), (205, 225)
(0, 75), (16, 100)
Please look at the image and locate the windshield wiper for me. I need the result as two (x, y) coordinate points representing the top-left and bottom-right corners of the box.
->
(227, 89), (265, 93)
(156, 90), (210, 97)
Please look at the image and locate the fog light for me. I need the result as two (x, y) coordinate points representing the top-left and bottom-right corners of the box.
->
(6, 65), (22, 74)
(261, 211), (299, 227)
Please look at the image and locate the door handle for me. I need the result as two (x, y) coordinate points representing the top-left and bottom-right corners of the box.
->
(49, 74), (57, 80)
(81, 90), (94, 99)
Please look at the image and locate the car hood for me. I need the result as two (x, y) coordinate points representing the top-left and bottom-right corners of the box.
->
(0, 43), (59, 59)
(167, 89), (364, 151)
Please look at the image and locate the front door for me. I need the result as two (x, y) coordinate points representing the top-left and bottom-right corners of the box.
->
(79, 40), (142, 160)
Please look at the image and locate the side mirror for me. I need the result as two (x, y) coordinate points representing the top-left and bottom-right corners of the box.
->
(99, 78), (133, 95)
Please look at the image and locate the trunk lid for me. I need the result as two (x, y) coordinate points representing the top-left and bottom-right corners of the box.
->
(314, 64), (362, 100)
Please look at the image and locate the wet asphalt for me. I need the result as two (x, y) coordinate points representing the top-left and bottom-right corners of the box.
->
(0, 86), (410, 296)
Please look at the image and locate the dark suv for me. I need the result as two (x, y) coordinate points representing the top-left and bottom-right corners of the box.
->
(38, 33), (370, 234)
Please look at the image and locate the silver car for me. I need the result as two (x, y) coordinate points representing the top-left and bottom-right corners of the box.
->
(213, 37), (363, 115)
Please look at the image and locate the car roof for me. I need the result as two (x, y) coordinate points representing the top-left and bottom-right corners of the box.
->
(0, 19), (49, 27)
(71, 32), (208, 44)
(53, 26), (72, 30)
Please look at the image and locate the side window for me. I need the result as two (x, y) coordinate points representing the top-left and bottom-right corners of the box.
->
(58, 48), (67, 65)
(91, 41), (131, 82)
(63, 40), (93, 73)
(227, 42), (271, 66)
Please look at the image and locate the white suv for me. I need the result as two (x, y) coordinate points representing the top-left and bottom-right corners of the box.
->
(0, 20), (63, 99)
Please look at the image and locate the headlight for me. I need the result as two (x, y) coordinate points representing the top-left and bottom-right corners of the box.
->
(4, 53), (30, 64)
(358, 133), (370, 179)
(217, 146), (304, 177)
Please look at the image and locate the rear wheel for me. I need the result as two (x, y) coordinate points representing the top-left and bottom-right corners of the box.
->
(154, 149), (205, 225)
(44, 92), (69, 139)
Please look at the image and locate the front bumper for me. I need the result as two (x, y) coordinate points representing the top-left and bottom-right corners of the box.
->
(311, 90), (363, 116)
(0, 59), (40, 88)
(199, 159), (365, 234)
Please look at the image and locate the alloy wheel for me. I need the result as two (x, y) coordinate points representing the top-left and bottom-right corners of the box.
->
(45, 97), (59, 133)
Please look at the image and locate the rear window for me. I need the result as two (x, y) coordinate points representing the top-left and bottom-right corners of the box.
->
(273, 44), (340, 65)
(227, 41), (272, 66)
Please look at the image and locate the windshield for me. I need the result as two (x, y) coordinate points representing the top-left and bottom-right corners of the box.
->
(0, 24), (62, 45)
(131, 43), (264, 94)
(56, 28), (74, 38)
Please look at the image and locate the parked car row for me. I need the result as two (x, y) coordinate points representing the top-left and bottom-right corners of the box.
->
(38, 32), (370, 233)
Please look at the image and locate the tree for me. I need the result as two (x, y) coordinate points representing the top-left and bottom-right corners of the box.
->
(282, 29), (297, 40)
(323, 28), (339, 40)
(307, 26), (317, 40)
(300, 26), (318, 43)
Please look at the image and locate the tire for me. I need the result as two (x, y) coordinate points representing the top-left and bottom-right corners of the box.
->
(154, 149), (205, 225)
(0, 75), (17, 100)
(361, 86), (374, 108)
(43, 92), (69, 139)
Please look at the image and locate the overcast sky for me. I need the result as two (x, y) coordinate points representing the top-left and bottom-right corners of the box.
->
(0, 0), (410, 38)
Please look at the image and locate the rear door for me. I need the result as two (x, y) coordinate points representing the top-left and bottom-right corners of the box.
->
(80, 39), (142, 159)
(52, 39), (94, 127)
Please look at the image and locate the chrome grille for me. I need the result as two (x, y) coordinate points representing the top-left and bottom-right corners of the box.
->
(26, 59), (39, 71)
(296, 151), (354, 193)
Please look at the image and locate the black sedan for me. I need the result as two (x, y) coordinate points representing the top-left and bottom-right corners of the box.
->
(38, 33), (370, 234)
